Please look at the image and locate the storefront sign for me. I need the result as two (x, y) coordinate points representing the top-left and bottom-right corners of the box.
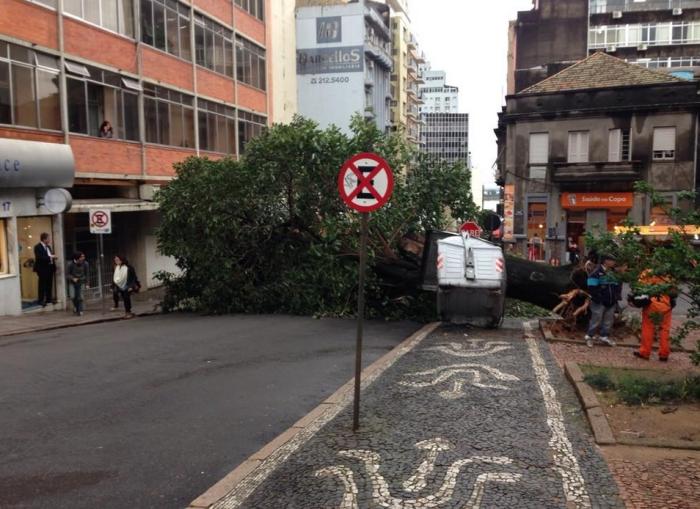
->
(317, 17), (342, 43)
(297, 46), (364, 75)
(503, 184), (515, 241)
(560, 192), (633, 210)
(0, 139), (74, 188)
(615, 225), (700, 236)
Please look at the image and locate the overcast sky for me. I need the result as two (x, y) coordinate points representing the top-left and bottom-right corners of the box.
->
(411, 0), (533, 197)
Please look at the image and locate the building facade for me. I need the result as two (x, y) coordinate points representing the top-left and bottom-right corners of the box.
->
(509, 0), (700, 94)
(419, 66), (469, 166)
(296, 0), (393, 133)
(0, 0), (270, 315)
(497, 52), (699, 262)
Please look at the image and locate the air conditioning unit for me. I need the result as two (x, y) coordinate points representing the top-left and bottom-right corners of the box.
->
(612, 10), (623, 19)
(638, 43), (648, 51)
(673, 7), (683, 15)
(606, 45), (617, 52)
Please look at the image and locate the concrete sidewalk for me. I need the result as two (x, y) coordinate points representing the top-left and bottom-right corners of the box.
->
(0, 288), (163, 338)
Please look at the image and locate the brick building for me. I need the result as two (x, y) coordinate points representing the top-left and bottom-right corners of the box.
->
(0, 0), (270, 315)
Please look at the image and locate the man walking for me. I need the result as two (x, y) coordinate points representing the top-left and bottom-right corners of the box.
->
(585, 254), (619, 347)
(34, 232), (57, 307)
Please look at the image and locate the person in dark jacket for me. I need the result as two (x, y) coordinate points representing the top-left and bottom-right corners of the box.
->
(111, 255), (139, 319)
(585, 254), (620, 347)
(33, 232), (57, 306)
(66, 251), (89, 315)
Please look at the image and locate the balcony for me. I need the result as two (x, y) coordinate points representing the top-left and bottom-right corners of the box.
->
(589, 0), (700, 14)
(549, 160), (643, 182)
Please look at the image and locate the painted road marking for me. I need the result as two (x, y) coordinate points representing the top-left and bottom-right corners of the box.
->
(524, 321), (592, 508)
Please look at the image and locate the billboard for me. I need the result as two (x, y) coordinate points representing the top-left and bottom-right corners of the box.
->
(296, 46), (364, 75)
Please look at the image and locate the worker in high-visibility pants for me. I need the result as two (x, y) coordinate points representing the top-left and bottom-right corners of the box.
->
(635, 271), (673, 362)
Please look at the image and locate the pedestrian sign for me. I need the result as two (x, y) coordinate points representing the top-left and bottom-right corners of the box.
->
(338, 152), (394, 213)
(89, 208), (111, 234)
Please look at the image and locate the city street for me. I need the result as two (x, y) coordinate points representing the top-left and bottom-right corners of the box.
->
(0, 314), (420, 508)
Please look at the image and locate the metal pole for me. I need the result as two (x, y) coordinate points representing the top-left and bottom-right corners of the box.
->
(353, 212), (369, 432)
(97, 234), (105, 314)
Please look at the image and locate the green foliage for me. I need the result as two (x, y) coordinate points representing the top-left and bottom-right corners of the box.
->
(155, 115), (477, 317)
(584, 370), (616, 391)
(504, 298), (550, 318)
(585, 181), (700, 364)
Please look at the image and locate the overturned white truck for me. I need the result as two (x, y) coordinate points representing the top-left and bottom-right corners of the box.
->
(422, 232), (507, 328)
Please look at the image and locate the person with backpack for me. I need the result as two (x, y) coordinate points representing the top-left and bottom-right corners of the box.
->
(585, 254), (620, 347)
(111, 255), (140, 319)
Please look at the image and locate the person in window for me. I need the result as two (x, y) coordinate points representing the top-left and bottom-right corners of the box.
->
(66, 251), (89, 316)
(98, 120), (114, 139)
(33, 232), (57, 307)
(528, 233), (543, 261)
(567, 237), (580, 265)
(111, 255), (139, 319)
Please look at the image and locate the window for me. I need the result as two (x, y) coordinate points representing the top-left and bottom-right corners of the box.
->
(194, 14), (234, 77)
(236, 36), (266, 90)
(143, 83), (194, 148)
(0, 219), (9, 276)
(66, 63), (139, 141)
(529, 132), (548, 179)
(653, 127), (676, 160)
(568, 131), (589, 163)
(0, 42), (60, 130)
(238, 110), (266, 154)
(140, 0), (191, 60)
(609, 128), (631, 162)
(63, 0), (134, 37)
(198, 99), (236, 154)
(235, 0), (264, 21)
(527, 201), (547, 261)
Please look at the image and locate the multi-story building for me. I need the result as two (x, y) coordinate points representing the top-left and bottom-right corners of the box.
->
(419, 66), (469, 166)
(508, 0), (700, 94)
(496, 52), (698, 262)
(295, 0), (393, 133)
(387, 10), (424, 144)
(0, 0), (270, 316)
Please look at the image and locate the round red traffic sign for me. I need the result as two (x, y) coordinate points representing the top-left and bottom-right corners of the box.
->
(338, 152), (394, 213)
(91, 211), (109, 228)
(460, 221), (482, 235)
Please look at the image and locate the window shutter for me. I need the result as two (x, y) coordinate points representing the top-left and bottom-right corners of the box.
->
(609, 129), (621, 162)
(529, 133), (548, 164)
(653, 127), (676, 152)
(568, 131), (589, 163)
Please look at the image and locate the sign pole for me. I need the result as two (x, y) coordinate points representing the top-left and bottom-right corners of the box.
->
(98, 233), (105, 314)
(353, 212), (369, 432)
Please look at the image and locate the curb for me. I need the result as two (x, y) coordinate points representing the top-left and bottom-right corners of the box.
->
(0, 309), (161, 340)
(186, 321), (442, 509)
(564, 361), (616, 445)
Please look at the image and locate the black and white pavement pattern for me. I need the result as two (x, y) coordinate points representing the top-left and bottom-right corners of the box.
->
(216, 321), (623, 509)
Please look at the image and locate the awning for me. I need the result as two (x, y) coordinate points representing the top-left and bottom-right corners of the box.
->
(0, 138), (74, 188)
(615, 225), (700, 236)
(68, 199), (159, 213)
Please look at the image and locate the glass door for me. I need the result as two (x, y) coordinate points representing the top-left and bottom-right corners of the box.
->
(17, 216), (54, 309)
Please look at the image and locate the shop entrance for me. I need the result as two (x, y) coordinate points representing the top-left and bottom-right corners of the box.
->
(566, 211), (586, 261)
(17, 216), (54, 309)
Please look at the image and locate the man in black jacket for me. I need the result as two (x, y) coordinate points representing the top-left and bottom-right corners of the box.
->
(33, 232), (57, 306)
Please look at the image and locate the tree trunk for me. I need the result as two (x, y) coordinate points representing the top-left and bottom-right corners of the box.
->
(505, 256), (575, 309)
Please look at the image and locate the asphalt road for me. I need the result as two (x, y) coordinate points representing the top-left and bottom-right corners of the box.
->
(0, 314), (420, 509)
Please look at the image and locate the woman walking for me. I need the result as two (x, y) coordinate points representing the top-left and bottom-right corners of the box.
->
(67, 251), (89, 316)
(111, 255), (139, 319)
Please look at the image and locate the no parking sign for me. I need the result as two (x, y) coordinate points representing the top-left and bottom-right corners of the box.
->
(89, 208), (111, 234)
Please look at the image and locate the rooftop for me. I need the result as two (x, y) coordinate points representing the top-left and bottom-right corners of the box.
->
(519, 52), (684, 95)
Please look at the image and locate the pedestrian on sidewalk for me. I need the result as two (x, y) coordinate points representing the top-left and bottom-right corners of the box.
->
(111, 255), (140, 319)
(66, 251), (89, 316)
(632, 269), (675, 361)
(585, 254), (620, 348)
(33, 232), (58, 307)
